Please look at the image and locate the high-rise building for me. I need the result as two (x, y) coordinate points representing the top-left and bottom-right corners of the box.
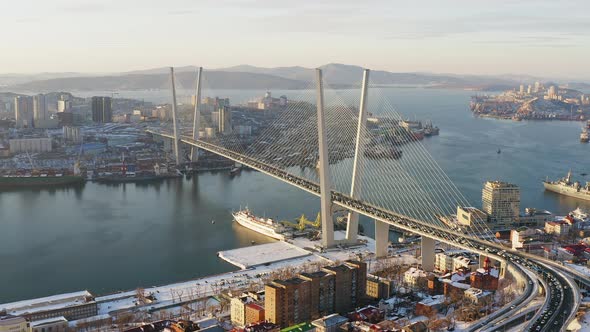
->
(91, 96), (112, 123)
(322, 261), (366, 314)
(534, 81), (540, 93)
(14, 96), (33, 128)
(547, 86), (558, 99)
(298, 271), (335, 319)
(33, 94), (48, 124)
(265, 261), (366, 328)
(527, 85), (532, 94)
(265, 277), (311, 328)
(482, 181), (520, 229)
(218, 106), (232, 134)
(519, 85), (524, 95)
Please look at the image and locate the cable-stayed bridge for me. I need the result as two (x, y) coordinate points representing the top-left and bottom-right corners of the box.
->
(148, 67), (582, 331)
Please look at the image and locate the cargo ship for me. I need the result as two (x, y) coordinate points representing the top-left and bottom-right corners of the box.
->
(232, 208), (286, 240)
(543, 170), (590, 201)
(0, 173), (84, 188)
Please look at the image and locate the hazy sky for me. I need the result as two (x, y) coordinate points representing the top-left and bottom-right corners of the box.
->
(2, 0), (590, 79)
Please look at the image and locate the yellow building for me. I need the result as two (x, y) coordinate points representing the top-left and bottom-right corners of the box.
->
(0, 315), (30, 332)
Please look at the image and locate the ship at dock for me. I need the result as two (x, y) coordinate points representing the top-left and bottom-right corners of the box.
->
(0, 173), (84, 188)
(0, 161), (84, 188)
(543, 170), (590, 201)
(232, 208), (286, 240)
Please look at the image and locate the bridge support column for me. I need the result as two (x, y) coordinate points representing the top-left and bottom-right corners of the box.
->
(169, 67), (181, 166)
(190, 67), (202, 162)
(375, 219), (389, 258)
(316, 68), (334, 248)
(421, 236), (435, 272)
(346, 69), (370, 244)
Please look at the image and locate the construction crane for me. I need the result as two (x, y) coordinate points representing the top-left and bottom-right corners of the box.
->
(281, 213), (321, 231)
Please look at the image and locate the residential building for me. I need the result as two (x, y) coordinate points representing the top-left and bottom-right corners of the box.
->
(482, 181), (520, 229)
(298, 271), (335, 319)
(231, 296), (248, 327)
(91, 96), (112, 123)
(14, 96), (33, 129)
(403, 267), (427, 288)
(0, 315), (30, 332)
(322, 261), (366, 314)
(434, 250), (477, 273)
(311, 314), (348, 332)
(464, 288), (493, 305)
(510, 227), (553, 254)
(218, 106), (232, 134)
(57, 94), (71, 113)
(32, 94), (48, 126)
(265, 277), (311, 328)
(244, 303), (265, 325)
(415, 295), (445, 316)
(545, 221), (571, 237)
(265, 261), (366, 328)
(365, 276), (392, 300)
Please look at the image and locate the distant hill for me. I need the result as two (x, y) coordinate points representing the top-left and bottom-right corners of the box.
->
(8, 71), (311, 92)
(3, 63), (529, 92)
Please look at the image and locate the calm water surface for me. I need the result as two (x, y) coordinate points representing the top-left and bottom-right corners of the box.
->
(2, 88), (590, 302)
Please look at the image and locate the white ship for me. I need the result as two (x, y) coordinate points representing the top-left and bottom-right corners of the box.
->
(232, 208), (286, 240)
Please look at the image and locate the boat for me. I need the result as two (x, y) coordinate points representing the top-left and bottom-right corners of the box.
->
(230, 166), (242, 176)
(543, 170), (590, 201)
(581, 128), (589, 143)
(232, 208), (286, 240)
(423, 121), (440, 136)
(95, 163), (181, 183)
(0, 173), (84, 188)
(497, 149), (501, 154)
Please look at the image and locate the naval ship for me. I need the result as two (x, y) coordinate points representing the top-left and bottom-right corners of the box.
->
(543, 170), (590, 201)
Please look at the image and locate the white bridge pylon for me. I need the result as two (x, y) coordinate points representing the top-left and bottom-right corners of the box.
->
(169, 66), (421, 258)
(314, 68), (389, 255)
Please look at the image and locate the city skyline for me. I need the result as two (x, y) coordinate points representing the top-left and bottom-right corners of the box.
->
(2, 0), (590, 79)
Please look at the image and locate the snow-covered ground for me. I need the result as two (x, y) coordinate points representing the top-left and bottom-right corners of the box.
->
(218, 241), (311, 269)
(10, 229), (423, 330)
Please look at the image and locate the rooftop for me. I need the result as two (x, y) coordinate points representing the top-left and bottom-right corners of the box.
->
(485, 181), (519, 189)
(311, 314), (348, 328)
(0, 290), (93, 316)
(31, 316), (68, 327)
(0, 315), (26, 327)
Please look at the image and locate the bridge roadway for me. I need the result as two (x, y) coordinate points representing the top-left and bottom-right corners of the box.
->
(149, 132), (580, 331)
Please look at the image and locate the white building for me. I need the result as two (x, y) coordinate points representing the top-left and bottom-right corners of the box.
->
(14, 96), (33, 129)
(403, 267), (427, 288)
(33, 94), (48, 125)
(482, 181), (520, 229)
(456, 206), (488, 227)
(464, 288), (493, 304)
(545, 221), (571, 237)
(9, 138), (52, 153)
